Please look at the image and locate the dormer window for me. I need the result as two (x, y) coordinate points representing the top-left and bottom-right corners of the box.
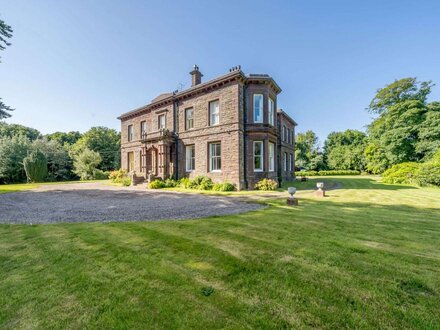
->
(253, 94), (263, 123)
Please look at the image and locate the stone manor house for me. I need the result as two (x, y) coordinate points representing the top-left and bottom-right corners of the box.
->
(118, 65), (296, 190)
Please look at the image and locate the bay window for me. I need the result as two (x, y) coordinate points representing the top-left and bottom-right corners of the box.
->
(269, 142), (275, 172)
(268, 97), (274, 125)
(253, 94), (263, 123)
(253, 141), (263, 172)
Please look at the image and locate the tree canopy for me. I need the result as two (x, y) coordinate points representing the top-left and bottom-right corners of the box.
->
(365, 78), (438, 173)
(0, 17), (13, 119)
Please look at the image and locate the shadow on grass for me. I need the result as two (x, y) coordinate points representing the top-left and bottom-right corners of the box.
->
(282, 176), (418, 191)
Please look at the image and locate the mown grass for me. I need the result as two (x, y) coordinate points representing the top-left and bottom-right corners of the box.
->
(0, 177), (439, 328)
(0, 183), (39, 194)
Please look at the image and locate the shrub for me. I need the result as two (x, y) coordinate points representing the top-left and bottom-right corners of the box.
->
(382, 162), (420, 184)
(297, 170), (318, 176)
(416, 163), (440, 187)
(296, 170), (360, 176)
(109, 169), (128, 183)
(163, 178), (178, 188)
(179, 177), (191, 189)
(92, 169), (109, 180)
(189, 176), (213, 190)
(120, 177), (132, 186)
(415, 150), (440, 187)
(148, 179), (165, 189)
(212, 182), (236, 191)
(255, 178), (278, 191)
(73, 148), (102, 180)
(23, 150), (48, 182)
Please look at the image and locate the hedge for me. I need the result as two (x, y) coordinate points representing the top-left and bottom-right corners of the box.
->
(296, 170), (360, 176)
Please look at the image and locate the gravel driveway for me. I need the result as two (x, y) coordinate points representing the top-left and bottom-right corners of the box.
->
(0, 182), (264, 224)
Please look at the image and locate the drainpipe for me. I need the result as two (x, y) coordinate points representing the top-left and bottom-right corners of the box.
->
(173, 98), (179, 180)
(242, 84), (248, 189)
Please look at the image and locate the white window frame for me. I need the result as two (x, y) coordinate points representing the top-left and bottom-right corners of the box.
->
(185, 145), (195, 172)
(283, 125), (287, 142)
(158, 114), (165, 129)
(127, 125), (133, 142)
(185, 108), (194, 130)
(209, 100), (220, 126)
(209, 142), (221, 172)
(284, 152), (288, 171)
(269, 142), (275, 172)
(253, 94), (263, 123)
(268, 97), (274, 126)
(253, 141), (264, 172)
(289, 154), (293, 171)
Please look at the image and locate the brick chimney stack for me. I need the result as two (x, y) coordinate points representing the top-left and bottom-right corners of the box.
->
(190, 65), (203, 86)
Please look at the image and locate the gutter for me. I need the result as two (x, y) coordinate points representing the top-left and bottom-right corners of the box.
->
(242, 83), (248, 189)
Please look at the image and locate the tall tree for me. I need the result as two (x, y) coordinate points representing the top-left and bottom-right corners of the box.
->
(46, 131), (82, 146)
(324, 130), (367, 171)
(0, 17), (13, 119)
(70, 127), (120, 171)
(295, 130), (324, 170)
(365, 78), (436, 173)
(0, 122), (41, 140)
(368, 78), (432, 114)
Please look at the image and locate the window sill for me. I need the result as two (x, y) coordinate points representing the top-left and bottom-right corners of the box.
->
(186, 170), (194, 173)
(254, 169), (264, 172)
(210, 170), (222, 173)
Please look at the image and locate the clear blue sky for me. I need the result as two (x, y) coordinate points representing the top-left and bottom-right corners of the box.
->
(1, 0), (440, 144)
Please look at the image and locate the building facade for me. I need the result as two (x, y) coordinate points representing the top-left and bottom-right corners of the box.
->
(118, 66), (296, 189)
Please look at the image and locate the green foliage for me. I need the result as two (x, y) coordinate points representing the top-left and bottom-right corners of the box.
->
(148, 179), (165, 189)
(0, 98), (13, 120)
(109, 169), (128, 183)
(71, 127), (120, 171)
(364, 78), (438, 173)
(23, 150), (48, 183)
(415, 102), (440, 159)
(0, 18), (13, 118)
(415, 150), (440, 187)
(179, 177), (191, 189)
(46, 131), (82, 146)
(295, 130), (324, 171)
(364, 143), (389, 174)
(324, 130), (367, 171)
(0, 134), (32, 183)
(212, 182), (236, 191)
(0, 122), (41, 141)
(297, 170), (360, 176)
(255, 178), (278, 191)
(73, 148), (102, 180)
(120, 177), (132, 186)
(381, 162), (420, 184)
(92, 170), (109, 180)
(368, 78), (432, 114)
(32, 138), (73, 181)
(163, 179), (178, 188)
(188, 176), (213, 190)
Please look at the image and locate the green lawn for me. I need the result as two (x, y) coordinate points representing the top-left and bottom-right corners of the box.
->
(0, 183), (39, 194)
(1, 177), (439, 329)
